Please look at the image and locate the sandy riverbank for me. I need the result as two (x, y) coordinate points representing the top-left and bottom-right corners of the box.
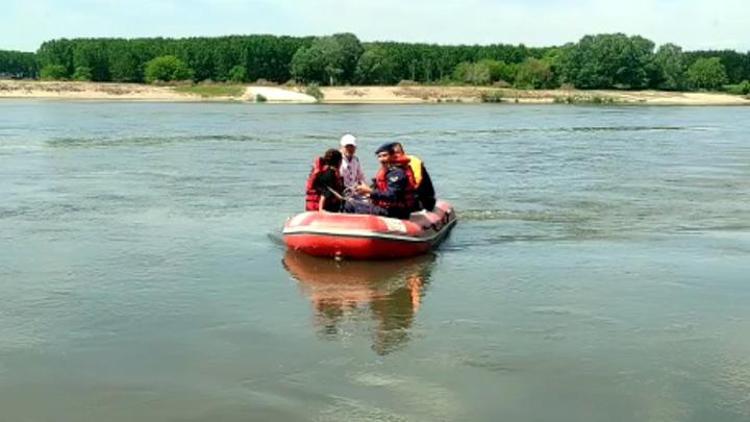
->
(0, 80), (234, 101)
(316, 86), (750, 105)
(1, 80), (748, 105)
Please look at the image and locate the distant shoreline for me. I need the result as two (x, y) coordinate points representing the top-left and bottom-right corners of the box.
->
(1, 80), (748, 106)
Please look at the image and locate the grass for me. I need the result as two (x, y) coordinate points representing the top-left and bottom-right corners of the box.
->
(172, 83), (245, 98)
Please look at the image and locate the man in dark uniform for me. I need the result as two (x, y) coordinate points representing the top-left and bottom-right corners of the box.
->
(353, 143), (417, 220)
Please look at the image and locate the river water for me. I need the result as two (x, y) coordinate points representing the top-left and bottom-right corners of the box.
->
(1, 101), (749, 421)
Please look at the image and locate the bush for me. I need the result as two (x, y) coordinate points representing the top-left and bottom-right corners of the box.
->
(514, 58), (555, 89)
(144, 55), (194, 83)
(255, 78), (278, 86)
(479, 59), (517, 84)
(553, 95), (616, 104)
(228, 66), (247, 83)
(590, 96), (616, 104)
(72, 66), (93, 81)
(686, 57), (728, 91)
(305, 83), (324, 101)
(480, 90), (504, 103)
(453, 62), (491, 85)
(436, 77), (459, 86)
(255, 94), (267, 102)
(40, 64), (68, 80)
(492, 80), (511, 88)
(724, 80), (750, 95)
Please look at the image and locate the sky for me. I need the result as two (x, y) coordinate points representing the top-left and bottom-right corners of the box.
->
(2, 0), (748, 52)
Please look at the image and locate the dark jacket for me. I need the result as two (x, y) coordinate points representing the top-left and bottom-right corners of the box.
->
(417, 163), (436, 211)
(313, 168), (344, 212)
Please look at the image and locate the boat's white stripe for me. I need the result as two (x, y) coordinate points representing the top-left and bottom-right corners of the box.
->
(284, 218), (456, 243)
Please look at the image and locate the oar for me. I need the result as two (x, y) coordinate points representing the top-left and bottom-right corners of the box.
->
(326, 186), (350, 202)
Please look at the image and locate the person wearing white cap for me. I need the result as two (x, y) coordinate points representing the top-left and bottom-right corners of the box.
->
(339, 133), (366, 191)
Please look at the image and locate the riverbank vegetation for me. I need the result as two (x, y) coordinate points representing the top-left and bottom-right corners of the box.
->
(172, 83), (245, 98)
(1, 33), (749, 96)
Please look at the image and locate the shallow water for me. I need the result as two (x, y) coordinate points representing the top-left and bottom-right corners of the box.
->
(1, 101), (749, 421)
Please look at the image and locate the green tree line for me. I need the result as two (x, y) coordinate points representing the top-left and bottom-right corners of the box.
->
(2, 33), (749, 93)
(33, 35), (313, 83)
(0, 50), (38, 78)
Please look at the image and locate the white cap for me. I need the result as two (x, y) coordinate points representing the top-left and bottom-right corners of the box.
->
(340, 133), (357, 147)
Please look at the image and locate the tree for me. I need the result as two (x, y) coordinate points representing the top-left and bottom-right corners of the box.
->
(725, 80), (750, 95)
(514, 58), (555, 89)
(72, 66), (93, 81)
(291, 44), (327, 84)
(40, 64), (68, 80)
(291, 34), (363, 85)
(685, 50), (749, 84)
(36, 39), (74, 77)
(653, 43), (685, 90)
(332, 33), (364, 83)
(0, 50), (38, 78)
(453, 61), (491, 85)
(27, 35), (547, 85)
(477, 59), (517, 84)
(686, 57), (728, 90)
(72, 41), (109, 81)
(558, 33), (655, 89)
(540, 47), (566, 87)
(144, 55), (194, 83)
(355, 47), (396, 84)
(109, 49), (142, 82)
(21, 33), (750, 90)
(228, 65), (247, 82)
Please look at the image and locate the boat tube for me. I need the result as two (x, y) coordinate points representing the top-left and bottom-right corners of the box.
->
(282, 200), (457, 259)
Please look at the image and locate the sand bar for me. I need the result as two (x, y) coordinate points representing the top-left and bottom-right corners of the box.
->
(1, 80), (747, 105)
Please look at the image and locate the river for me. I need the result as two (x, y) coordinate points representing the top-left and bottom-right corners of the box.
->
(1, 101), (749, 421)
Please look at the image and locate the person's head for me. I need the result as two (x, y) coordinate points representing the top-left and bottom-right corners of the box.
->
(323, 148), (342, 168)
(375, 143), (396, 167)
(339, 134), (357, 158)
(391, 142), (405, 156)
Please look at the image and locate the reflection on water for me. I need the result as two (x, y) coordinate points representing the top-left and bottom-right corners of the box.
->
(282, 251), (435, 355)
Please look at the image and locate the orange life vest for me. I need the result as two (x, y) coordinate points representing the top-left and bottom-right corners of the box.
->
(305, 157), (325, 211)
(305, 157), (343, 211)
(372, 156), (418, 212)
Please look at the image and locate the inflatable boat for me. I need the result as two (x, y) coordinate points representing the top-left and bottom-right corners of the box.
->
(282, 200), (457, 259)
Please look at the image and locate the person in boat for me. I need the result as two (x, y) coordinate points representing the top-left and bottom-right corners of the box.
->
(352, 142), (419, 220)
(391, 142), (436, 211)
(304, 149), (345, 212)
(339, 133), (366, 192)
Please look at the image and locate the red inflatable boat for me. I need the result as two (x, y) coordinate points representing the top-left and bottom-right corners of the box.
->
(283, 200), (457, 259)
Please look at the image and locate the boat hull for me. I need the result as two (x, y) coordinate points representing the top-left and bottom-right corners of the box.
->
(283, 200), (457, 260)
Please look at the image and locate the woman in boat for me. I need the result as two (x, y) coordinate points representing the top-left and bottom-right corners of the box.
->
(305, 149), (345, 212)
